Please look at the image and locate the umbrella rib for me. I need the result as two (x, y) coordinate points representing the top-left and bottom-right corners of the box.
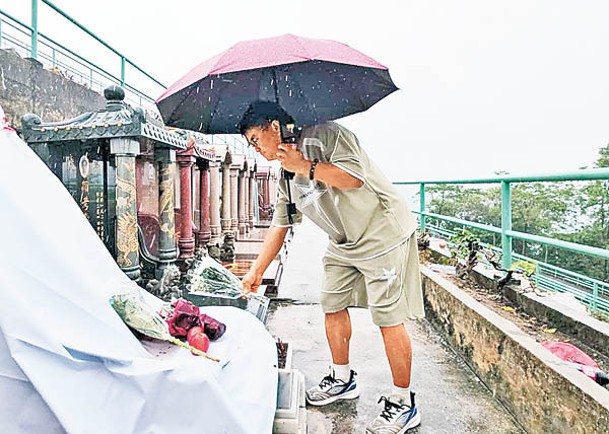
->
(167, 83), (201, 128)
(283, 62), (318, 125)
(291, 34), (314, 61)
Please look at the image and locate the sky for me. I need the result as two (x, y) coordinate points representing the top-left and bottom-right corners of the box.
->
(3, 0), (609, 184)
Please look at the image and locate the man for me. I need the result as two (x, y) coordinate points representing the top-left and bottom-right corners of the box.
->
(240, 101), (424, 433)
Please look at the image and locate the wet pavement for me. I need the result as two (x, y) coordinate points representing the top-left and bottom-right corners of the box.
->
(265, 218), (525, 434)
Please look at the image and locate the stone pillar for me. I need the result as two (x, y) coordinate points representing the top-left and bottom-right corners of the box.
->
(197, 160), (211, 247)
(177, 154), (196, 260)
(230, 165), (239, 234)
(110, 138), (140, 281)
(221, 162), (231, 233)
(262, 176), (271, 220)
(238, 169), (248, 234)
(248, 173), (256, 229)
(209, 161), (222, 245)
(156, 149), (178, 274)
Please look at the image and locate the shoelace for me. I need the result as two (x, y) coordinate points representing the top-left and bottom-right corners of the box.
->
(377, 396), (407, 422)
(319, 375), (339, 390)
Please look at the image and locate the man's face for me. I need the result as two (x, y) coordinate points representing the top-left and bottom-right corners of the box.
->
(244, 120), (281, 161)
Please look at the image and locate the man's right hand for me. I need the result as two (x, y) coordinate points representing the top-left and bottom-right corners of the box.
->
(242, 268), (264, 294)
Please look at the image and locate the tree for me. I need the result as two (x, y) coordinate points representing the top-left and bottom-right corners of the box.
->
(424, 143), (609, 281)
(561, 143), (609, 280)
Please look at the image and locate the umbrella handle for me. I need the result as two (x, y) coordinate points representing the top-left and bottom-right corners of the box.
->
(283, 170), (296, 225)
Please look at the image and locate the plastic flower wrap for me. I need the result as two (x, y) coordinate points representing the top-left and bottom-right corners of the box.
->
(189, 255), (267, 306)
(190, 255), (243, 296)
(111, 287), (219, 362)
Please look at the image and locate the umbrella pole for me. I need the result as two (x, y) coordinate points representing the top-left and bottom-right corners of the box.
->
(283, 170), (296, 225)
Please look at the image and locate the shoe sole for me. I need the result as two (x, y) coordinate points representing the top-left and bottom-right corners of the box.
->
(305, 386), (360, 407)
(365, 409), (421, 434)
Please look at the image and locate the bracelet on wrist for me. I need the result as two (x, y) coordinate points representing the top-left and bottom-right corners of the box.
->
(309, 158), (320, 181)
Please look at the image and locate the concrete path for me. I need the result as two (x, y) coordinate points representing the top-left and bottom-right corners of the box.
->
(265, 218), (525, 434)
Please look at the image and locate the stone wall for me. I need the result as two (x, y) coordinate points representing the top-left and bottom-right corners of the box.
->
(421, 267), (609, 433)
(0, 48), (105, 129)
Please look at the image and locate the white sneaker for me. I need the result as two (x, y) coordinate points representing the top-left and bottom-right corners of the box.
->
(366, 392), (421, 434)
(305, 369), (360, 406)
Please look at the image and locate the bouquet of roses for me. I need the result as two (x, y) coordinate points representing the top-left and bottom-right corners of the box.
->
(160, 298), (226, 341)
(111, 288), (220, 362)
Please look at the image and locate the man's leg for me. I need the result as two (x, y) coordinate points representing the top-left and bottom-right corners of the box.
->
(325, 309), (351, 365)
(366, 322), (420, 433)
(305, 308), (359, 406)
(380, 322), (412, 388)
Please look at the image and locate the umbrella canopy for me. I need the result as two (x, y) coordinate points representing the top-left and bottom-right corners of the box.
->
(156, 34), (398, 134)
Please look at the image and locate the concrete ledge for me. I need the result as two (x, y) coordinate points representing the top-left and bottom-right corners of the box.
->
(427, 242), (609, 358)
(421, 266), (609, 433)
(502, 285), (609, 357)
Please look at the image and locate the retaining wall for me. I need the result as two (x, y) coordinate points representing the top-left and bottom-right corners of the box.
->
(422, 267), (609, 433)
(0, 48), (104, 129)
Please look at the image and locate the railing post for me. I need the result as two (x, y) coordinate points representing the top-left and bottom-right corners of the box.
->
(31, 0), (39, 59)
(120, 56), (125, 87)
(592, 282), (598, 312)
(501, 180), (513, 269)
(534, 262), (541, 288)
(419, 183), (426, 232)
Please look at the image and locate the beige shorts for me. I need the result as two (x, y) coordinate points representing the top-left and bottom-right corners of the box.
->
(320, 234), (424, 327)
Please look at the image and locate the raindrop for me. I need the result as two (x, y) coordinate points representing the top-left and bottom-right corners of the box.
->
(210, 80), (214, 90)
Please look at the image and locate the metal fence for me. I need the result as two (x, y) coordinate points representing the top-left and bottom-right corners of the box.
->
(0, 1), (252, 156)
(394, 168), (609, 315)
(0, 1), (163, 110)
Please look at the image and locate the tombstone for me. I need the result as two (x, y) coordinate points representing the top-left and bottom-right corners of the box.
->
(21, 85), (186, 281)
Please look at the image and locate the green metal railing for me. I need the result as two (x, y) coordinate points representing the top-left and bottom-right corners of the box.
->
(0, 2), (264, 162)
(0, 1), (165, 108)
(394, 168), (609, 315)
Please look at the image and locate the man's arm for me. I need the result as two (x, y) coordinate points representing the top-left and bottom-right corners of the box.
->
(242, 225), (289, 293)
(305, 161), (363, 190)
(276, 144), (363, 190)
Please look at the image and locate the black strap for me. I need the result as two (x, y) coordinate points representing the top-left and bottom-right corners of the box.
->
(283, 169), (296, 225)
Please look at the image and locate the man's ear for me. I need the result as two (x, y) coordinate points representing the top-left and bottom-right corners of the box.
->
(271, 120), (280, 131)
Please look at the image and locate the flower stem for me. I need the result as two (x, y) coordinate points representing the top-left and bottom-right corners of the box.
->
(169, 337), (220, 362)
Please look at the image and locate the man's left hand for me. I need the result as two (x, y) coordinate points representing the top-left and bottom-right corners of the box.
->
(277, 144), (308, 176)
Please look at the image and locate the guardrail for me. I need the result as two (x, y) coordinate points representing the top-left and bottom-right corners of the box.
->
(0, 1), (164, 109)
(0, 2), (254, 158)
(394, 169), (609, 315)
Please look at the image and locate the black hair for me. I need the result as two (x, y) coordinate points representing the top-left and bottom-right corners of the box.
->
(239, 100), (294, 135)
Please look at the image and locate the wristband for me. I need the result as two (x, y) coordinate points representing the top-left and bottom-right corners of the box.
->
(309, 158), (320, 181)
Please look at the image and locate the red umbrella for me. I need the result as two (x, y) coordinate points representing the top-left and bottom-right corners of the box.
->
(155, 34), (398, 133)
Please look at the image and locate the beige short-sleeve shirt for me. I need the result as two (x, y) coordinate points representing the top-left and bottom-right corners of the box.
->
(271, 122), (417, 260)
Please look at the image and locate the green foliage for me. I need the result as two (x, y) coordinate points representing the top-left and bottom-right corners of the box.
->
(425, 142), (609, 282)
(449, 228), (481, 261)
(591, 310), (609, 323)
(595, 143), (609, 168)
(510, 260), (536, 277)
(448, 228), (482, 278)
